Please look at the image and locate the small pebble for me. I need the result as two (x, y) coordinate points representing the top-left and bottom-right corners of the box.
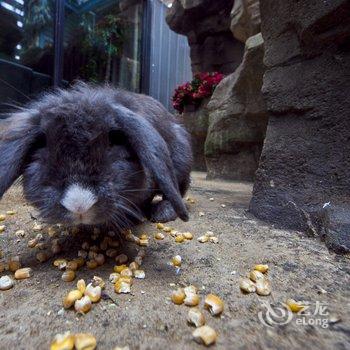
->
(0, 275), (14, 290)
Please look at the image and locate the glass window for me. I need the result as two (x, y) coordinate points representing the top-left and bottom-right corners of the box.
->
(0, 0), (54, 113)
(63, 0), (143, 92)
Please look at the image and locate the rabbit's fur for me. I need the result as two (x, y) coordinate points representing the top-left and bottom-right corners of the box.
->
(0, 82), (192, 230)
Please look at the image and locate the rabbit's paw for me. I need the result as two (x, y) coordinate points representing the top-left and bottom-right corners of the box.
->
(150, 200), (178, 223)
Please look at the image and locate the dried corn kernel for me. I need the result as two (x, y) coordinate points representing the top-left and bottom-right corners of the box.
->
(0, 275), (14, 290)
(74, 333), (97, 350)
(66, 261), (79, 271)
(163, 226), (172, 233)
(6, 210), (16, 215)
(86, 260), (98, 270)
(192, 325), (217, 346)
(114, 280), (131, 294)
(92, 276), (105, 289)
(84, 283), (101, 303)
(8, 256), (21, 272)
(78, 250), (88, 259)
(154, 232), (165, 240)
(114, 264), (128, 273)
(0, 214), (5, 221)
(54, 259), (68, 268)
(36, 252), (49, 263)
(171, 255), (182, 267)
(209, 237), (219, 244)
(139, 238), (149, 247)
(187, 308), (206, 327)
(77, 279), (86, 293)
(256, 279), (271, 296)
(129, 262), (139, 271)
(74, 295), (92, 314)
(106, 249), (118, 258)
(109, 273), (120, 284)
(254, 264), (269, 273)
(197, 236), (209, 243)
(33, 223), (42, 231)
(50, 332), (75, 350)
(14, 267), (32, 279)
(171, 288), (185, 305)
(184, 293), (200, 306)
(120, 268), (133, 277)
(175, 235), (185, 243)
(134, 270), (145, 279)
(240, 278), (256, 293)
(156, 223), (165, 230)
(62, 270), (76, 282)
(115, 254), (128, 264)
(204, 294), (224, 316)
(63, 290), (83, 309)
(249, 270), (265, 282)
(74, 257), (85, 268)
(183, 232), (193, 240)
(95, 254), (105, 266)
(47, 226), (58, 237)
(286, 299), (305, 313)
(0, 225), (5, 232)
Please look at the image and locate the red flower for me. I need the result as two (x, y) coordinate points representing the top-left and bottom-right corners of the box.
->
(172, 72), (224, 113)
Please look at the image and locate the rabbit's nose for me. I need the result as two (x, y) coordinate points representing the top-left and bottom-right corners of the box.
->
(61, 183), (97, 214)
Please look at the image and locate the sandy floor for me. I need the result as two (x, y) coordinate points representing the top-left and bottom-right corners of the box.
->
(0, 172), (349, 350)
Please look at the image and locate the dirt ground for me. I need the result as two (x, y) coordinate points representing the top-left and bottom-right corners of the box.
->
(0, 172), (349, 350)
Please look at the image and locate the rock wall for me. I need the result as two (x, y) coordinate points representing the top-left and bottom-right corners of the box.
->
(180, 99), (209, 171)
(166, 0), (244, 74)
(205, 33), (267, 181)
(250, 0), (350, 253)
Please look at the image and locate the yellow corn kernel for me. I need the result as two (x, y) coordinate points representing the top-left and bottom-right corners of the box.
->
(139, 239), (149, 247)
(77, 279), (86, 294)
(62, 270), (76, 282)
(114, 264), (128, 273)
(254, 264), (269, 273)
(183, 232), (193, 240)
(286, 299), (305, 313)
(0, 214), (5, 221)
(50, 332), (75, 350)
(115, 254), (128, 265)
(66, 261), (79, 271)
(6, 210), (16, 215)
(163, 226), (172, 233)
(109, 273), (120, 284)
(134, 270), (145, 279)
(171, 255), (182, 267)
(184, 293), (200, 307)
(187, 308), (206, 327)
(8, 256), (21, 272)
(175, 235), (185, 243)
(14, 267), (32, 279)
(74, 295), (92, 314)
(120, 268), (133, 277)
(63, 290), (83, 309)
(171, 288), (185, 305)
(53, 259), (68, 268)
(204, 294), (224, 316)
(86, 260), (98, 270)
(92, 276), (105, 289)
(95, 254), (105, 266)
(192, 326), (217, 346)
(256, 279), (271, 296)
(74, 333), (97, 350)
(156, 223), (165, 230)
(114, 280), (131, 294)
(32, 223), (42, 231)
(239, 278), (256, 293)
(154, 232), (165, 240)
(0, 225), (6, 233)
(197, 235), (209, 243)
(84, 283), (102, 303)
(129, 262), (139, 271)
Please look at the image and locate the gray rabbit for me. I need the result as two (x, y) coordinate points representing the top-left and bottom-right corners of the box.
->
(0, 82), (192, 231)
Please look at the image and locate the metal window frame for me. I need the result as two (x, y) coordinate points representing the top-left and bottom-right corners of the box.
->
(53, 0), (152, 91)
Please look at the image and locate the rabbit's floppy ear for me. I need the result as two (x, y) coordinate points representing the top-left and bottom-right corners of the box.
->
(0, 112), (42, 198)
(111, 105), (189, 221)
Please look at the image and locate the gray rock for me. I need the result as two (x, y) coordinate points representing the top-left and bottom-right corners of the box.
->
(166, 0), (244, 74)
(230, 0), (261, 43)
(205, 33), (268, 181)
(249, 0), (350, 253)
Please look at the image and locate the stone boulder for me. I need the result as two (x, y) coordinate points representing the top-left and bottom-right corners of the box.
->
(249, 0), (350, 253)
(180, 99), (209, 171)
(230, 0), (261, 43)
(205, 33), (267, 181)
(166, 0), (244, 74)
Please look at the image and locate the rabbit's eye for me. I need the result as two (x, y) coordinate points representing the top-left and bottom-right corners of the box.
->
(109, 129), (128, 147)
